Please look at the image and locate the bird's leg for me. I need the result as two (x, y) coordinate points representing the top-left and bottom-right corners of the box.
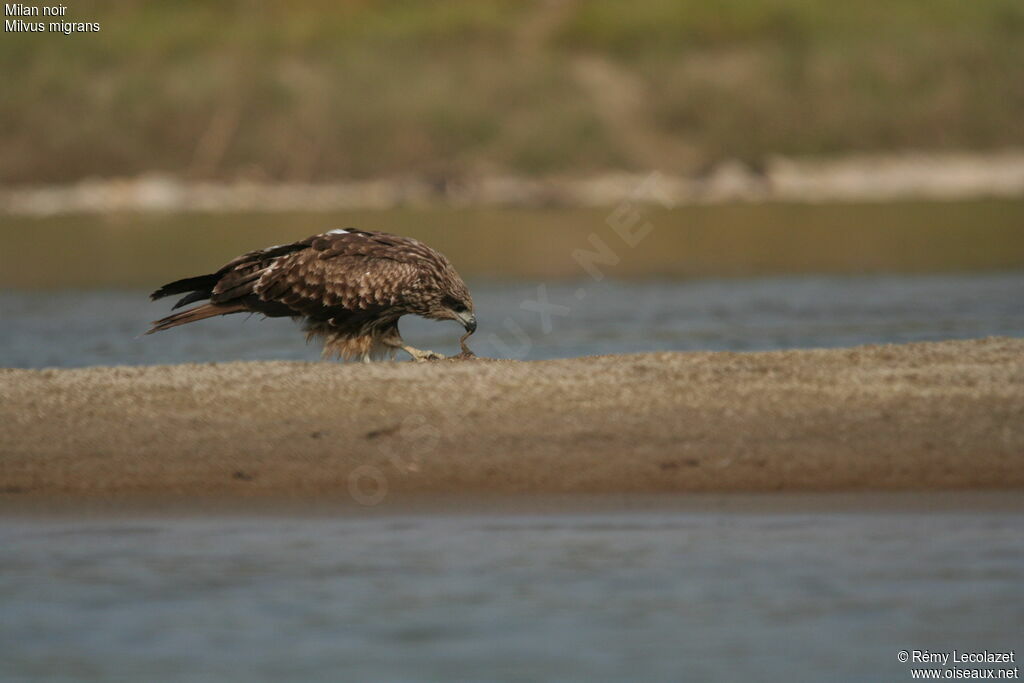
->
(380, 323), (445, 362)
(401, 345), (446, 362)
(386, 338), (445, 362)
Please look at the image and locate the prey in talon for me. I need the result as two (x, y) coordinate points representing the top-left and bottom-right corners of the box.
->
(146, 229), (476, 363)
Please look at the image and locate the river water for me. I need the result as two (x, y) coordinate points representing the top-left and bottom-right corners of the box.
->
(1, 494), (1022, 682)
(3, 273), (1023, 680)
(2, 271), (1023, 367)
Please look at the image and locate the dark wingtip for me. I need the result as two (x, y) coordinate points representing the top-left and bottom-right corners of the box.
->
(150, 284), (179, 301)
(171, 290), (209, 310)
(149, 274), (218, 302)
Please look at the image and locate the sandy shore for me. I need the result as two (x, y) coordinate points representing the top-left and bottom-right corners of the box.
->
(1, 338), (1022, 501)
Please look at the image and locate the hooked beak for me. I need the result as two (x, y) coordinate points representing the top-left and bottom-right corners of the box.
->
(456, 310), (477, 333)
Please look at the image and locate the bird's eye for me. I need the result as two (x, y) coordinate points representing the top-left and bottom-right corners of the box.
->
(443, 296), (466, 312)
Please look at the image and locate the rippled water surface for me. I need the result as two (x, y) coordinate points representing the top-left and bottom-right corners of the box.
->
(2, 272), (1023, 367)
(4, 264), (1023, 680)
(1, 496), (1022, 682)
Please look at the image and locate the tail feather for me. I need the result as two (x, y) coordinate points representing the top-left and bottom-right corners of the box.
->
(150, 274), (219, 302)
(145, 303), (246, 335)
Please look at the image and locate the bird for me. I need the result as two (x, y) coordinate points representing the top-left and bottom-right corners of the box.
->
(146, 228), (476, 362)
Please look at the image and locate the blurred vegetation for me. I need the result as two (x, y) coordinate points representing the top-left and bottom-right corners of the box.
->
(2, 0), (1023, 183)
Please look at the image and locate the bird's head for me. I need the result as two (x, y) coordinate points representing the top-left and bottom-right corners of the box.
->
(427, 280), (476, 334)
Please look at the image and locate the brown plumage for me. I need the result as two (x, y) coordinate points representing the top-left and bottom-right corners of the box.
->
(147, 229), (476, 361)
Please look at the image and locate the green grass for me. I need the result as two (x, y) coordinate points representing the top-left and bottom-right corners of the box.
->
(2, 0), (1023, 182)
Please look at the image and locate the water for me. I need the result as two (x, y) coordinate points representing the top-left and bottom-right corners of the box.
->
(4, 271), (1022, 680)
(2, 272), (1023, 367)
(5, 204), (1024, 289)
(1, 495), (1021, 682)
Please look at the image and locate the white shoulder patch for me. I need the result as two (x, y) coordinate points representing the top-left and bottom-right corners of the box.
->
(326, 229), (350, 235)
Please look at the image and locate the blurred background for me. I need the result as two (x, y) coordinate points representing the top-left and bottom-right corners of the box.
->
(2, 0), (1023, 364)
(3, 6), (1024, 682)
(5, 0), (1024, 183)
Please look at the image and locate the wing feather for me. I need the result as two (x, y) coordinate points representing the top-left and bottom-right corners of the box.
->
(236, 231), (426, 318)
